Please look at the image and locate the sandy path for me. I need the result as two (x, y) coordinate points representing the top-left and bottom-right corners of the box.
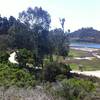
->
(71, 70), (100, 78)
(70, 47), (99, 52)
(92, 53), (100, 59)
(73, 57), (94, 60)
(8, 52), (18, 64)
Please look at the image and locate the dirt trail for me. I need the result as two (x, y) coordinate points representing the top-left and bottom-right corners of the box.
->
(71, 70), (100, 78)
(8, 52), (18, 64)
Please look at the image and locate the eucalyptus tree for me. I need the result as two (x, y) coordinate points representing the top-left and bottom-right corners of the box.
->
(18, 7), (51, 67)
(19, 7), (51, 30)
(49, 28), (69, 60)
(59, 18), (65, 32)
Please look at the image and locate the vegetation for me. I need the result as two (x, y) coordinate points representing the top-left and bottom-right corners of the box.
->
(44, 78), (96, 100)
(0, 51), (9, 63)
(59, 79), (95, 100)
(68, 27), (100, 43)
(43, 62), (71, 82)
(0, 6), (99, 100)
(68, 49), (100, 71)
(0, 63), (36, 88)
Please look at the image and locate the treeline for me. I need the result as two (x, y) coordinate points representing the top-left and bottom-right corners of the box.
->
(0, 6), (71, 86)
(0, 7), (69, 63)
(69, 27), (100, 43)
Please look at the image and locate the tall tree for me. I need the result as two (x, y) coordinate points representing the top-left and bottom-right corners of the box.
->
(49, 28), (69, 60)
(8, 18), (32, 49)
(59, 18), (65, 32)
(0, 17), (9, 34)
(18, 7), (51, 67)
(9, 16), (16, 27)
(19, 7), (51, 30)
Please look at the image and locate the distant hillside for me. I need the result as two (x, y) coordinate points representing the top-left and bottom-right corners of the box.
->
(69, 27), (100, 43)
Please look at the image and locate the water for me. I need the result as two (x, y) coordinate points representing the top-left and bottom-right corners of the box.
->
(70, 42), (100, 49)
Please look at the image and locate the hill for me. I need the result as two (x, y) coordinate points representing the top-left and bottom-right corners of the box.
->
(69, 27), (100, 43)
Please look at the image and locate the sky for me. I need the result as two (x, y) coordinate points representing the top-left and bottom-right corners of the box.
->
(0, 0), (100, 32)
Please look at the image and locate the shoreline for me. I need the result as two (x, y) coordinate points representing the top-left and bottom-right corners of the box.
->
(70, 46), (100, 52)
(70, 46), (100, 59)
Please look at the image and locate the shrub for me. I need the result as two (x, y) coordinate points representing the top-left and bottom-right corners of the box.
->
(58, 78), (95, 100)
(43, 62), (71, 82)
(0, 63), (36, 88)
(0, 51), (9, 63)
(16, 48), (34, 67)
(55, 74), (67, 81)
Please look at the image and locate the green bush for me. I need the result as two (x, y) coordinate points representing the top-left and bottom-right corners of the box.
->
(0, 63), (36, 88)
(58, 78), (95, 100)
(0, 51), (9, 63)
(55, 74), (67, 81)
(16, 48), (34, 67)
(43, 62), (71, 82)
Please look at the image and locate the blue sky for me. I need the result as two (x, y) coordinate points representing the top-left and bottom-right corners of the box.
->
(0, 0), (100, 32)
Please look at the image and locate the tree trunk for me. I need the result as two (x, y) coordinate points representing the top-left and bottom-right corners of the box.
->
(49, 54), (53, 62)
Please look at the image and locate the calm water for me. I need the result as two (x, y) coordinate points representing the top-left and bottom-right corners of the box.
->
(70, 42), (100, 49)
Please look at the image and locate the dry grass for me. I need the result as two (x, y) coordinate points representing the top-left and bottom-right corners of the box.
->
(0, 86), (55, 100)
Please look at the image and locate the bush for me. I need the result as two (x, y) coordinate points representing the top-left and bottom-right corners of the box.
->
(43, 62), (71, 82)
(58, 78), (95, 100)
(16, 48), (34, 67)
(0, 63), (36, 88)
(55, 74), (67, 81)
(0, 51), (9, 63)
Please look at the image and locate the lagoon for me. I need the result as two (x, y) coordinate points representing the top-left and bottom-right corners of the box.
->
(70, 42), (100, 49)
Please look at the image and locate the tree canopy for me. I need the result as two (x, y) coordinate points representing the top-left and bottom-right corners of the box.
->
(0, 6), (69, 68)
(19, 7), (51, 30)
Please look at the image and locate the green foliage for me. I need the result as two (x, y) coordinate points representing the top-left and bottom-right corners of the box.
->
(32, 25), (50, 66)
(43, 62), (71, 81)
(70, 63), (79, 70)
(16, 48), (34, 67)
(19, 7), (51, 30)
(0, 63), (36, 88)
(49, 28), (69, 59)
(43, 78), (95, 100)
(0, 35), (9, 50)
(0, 7), (69, 68)
(8, 20), (32, 49)
(43, 62), (61, 81)
(0, 6), (70, 92)
(0, 51), (9, 63)
(55, 74), (67, 81)
(0, 17), (9, 35)
(58, 78), (95, 100)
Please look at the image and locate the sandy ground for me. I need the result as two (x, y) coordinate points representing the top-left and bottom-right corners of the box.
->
(8, 52), (18, 64)
(70, 47), (100, 78)
(92, 53), (100, 58)
(73, 57), (94, 60)
(71, 47), (99, 52)
(71, 70), (100, 78)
